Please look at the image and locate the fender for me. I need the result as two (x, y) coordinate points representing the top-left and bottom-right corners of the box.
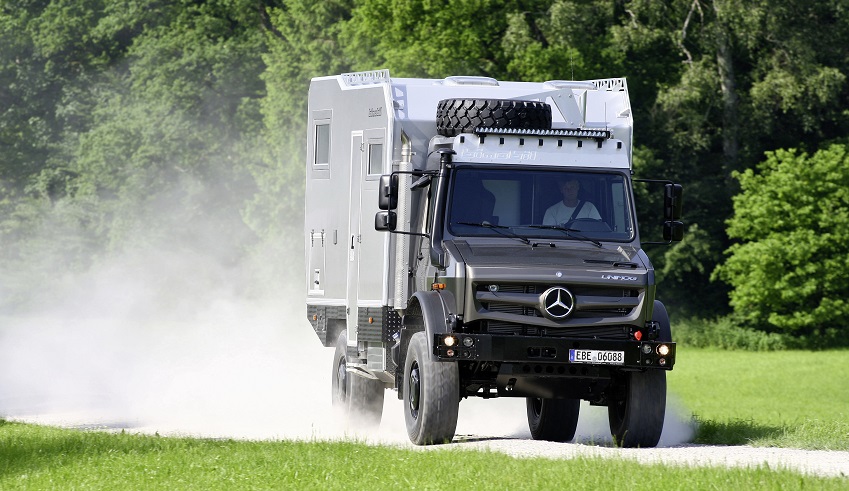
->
(400, 290), (457, 362)
(652, 300), (672, 342)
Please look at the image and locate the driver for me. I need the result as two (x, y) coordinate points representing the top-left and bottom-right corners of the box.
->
(543, 177), (601, 225)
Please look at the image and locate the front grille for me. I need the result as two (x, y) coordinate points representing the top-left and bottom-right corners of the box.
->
(475, 282), (641, 338)
(484, 321), (629, 339)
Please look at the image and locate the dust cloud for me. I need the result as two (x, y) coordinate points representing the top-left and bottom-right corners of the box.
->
(0, 243), (342, 440)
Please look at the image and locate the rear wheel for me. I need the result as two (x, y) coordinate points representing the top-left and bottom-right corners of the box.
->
(436, 98), (552, 136)
(331, 331), (384, 428)
(526, 397), (580, 442)
(403, 331), (460, 445)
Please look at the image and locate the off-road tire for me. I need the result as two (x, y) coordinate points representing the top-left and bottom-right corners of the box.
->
(403, 331), (460, 445)
(527, 397), (580, 442)
(607, 369), (666, 448)
(332, 331), (384, 428)
(607, 301), (671, 447)
(436, 98), (552, 137)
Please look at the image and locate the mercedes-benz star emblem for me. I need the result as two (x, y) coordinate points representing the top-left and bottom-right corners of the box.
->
(540, 286), (575, 320)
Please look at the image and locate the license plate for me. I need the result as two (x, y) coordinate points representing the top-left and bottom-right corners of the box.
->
(569, 349), (624, 365)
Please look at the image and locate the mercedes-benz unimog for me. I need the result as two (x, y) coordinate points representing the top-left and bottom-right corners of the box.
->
(304, 70), (684, 447)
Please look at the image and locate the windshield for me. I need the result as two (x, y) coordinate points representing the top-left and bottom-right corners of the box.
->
(446, 167), (635, 242)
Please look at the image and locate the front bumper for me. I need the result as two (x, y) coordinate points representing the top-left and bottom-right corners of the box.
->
(434, 333), (675, 370)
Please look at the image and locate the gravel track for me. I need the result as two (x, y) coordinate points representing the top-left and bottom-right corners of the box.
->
(446, 437), (849, 478)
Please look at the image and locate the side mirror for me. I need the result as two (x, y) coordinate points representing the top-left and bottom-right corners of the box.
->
(663, 221), (684, 242)
(375, 211), (397, 231)
(378, 174), (398, 210)
(664, 183), (683, 220)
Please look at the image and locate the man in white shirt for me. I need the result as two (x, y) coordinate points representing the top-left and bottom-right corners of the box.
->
(543, 177), (601, 225)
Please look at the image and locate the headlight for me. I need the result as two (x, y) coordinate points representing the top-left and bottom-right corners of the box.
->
(443, 335), (457, 347)
(657, 344), (670, 356)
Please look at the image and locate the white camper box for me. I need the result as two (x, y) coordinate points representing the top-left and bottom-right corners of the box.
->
(304, 70), (633, 372)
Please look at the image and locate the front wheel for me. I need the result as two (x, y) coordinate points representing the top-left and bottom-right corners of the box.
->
(403, 331), (459, 445)
(607, 369), (666, 447)
(331, 331), (384, 428)
(526, 397), (580, 442)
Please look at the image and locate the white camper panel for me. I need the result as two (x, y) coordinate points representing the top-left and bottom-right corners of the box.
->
(305, 74), (393, 349)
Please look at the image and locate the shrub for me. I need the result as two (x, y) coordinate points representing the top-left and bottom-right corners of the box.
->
(714, 144), (849, 339)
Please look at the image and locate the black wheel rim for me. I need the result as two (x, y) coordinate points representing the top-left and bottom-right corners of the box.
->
(335, 357), (347, 403)
(530, 398), (542, 421)
(408, 362), (421, 419)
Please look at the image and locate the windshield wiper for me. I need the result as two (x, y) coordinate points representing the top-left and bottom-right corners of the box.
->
(525, 224), (602, 248)
(454, 222), (531, 245)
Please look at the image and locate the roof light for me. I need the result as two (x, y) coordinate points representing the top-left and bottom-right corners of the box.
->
(474, 127), (612, 139)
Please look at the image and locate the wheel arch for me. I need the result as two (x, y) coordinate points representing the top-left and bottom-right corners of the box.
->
(652, 299), (672, 342)
(401, 290), (457, 362)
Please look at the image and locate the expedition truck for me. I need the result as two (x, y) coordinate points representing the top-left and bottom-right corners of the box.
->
(304, 70), (684, 447)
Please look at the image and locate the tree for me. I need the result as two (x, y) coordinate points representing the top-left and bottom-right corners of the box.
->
(715, 144), (849, 337)
(0, 1), (279, 309)
(244, 0), (353, 248)
(605, 0), (849, 317)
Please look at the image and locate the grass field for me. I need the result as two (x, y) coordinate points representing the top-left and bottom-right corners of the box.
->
(669, 348), (849, 449)
(1, 348), (847, 489)
(0, 421), (846, 490)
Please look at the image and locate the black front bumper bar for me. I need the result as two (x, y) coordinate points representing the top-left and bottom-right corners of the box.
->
(434, 333), (675, 370)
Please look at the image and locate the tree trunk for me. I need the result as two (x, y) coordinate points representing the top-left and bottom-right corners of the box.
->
(713, 2), (739, 178)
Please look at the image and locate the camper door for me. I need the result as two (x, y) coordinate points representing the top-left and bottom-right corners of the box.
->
(346, 129), (386, 342)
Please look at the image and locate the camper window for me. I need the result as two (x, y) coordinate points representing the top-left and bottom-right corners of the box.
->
(315, 122), (330, 166)
(368, 143), (383, 175)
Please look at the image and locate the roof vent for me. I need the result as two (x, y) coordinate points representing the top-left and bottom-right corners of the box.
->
(443, 76), (499, 87)
(543, 80), (597, 91)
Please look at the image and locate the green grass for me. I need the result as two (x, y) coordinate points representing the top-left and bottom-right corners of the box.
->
(0, 420), (845, 490)
(669, 348), (849, 449)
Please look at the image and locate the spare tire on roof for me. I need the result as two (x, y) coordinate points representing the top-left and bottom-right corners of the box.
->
(436, 98), (552, 137)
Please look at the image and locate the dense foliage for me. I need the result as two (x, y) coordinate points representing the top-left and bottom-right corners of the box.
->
(3, 1), (849, 339)
(716, 145), (849, 338)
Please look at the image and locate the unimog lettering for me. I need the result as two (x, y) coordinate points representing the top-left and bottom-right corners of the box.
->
(304, 70), (684, 447)
(601, 274), (638, 281)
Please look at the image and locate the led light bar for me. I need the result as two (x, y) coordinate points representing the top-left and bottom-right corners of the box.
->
(474, 127), (612, 139)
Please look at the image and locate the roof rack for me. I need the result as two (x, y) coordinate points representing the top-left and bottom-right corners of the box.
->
(340, 69), (391, 87)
